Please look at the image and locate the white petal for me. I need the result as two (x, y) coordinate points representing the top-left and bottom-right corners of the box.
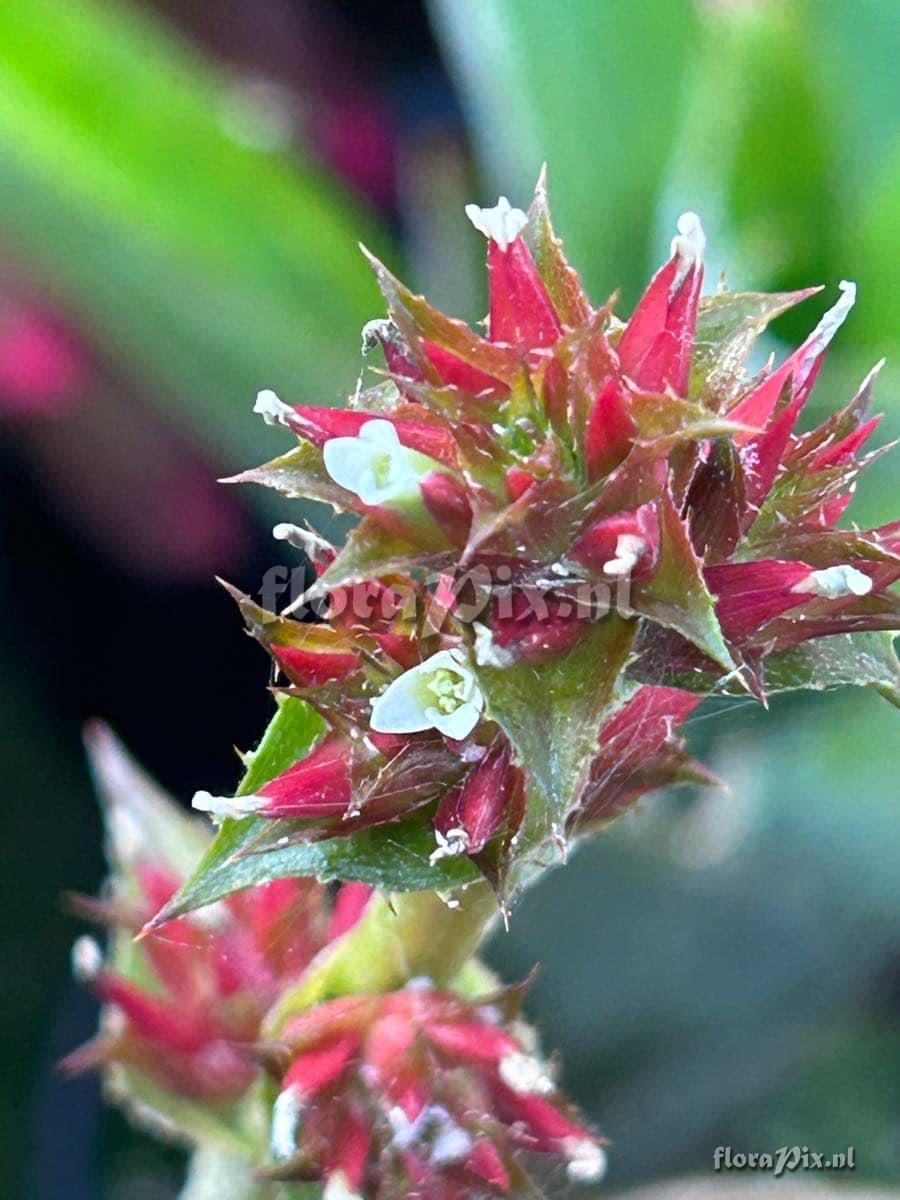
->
(429, 1116), (473, 1166)
(71, 935), (103, 983)
(565, 1139), (607, 1183)
(434, 647), (471, 674)
(254, 388), (295, 429)
(370, 649), (484, 737)
(360, 316), (396, 356)
(322, 419), (430, 507)
(358, 417), (402, 448)
(499, 1051), (554, 1095)
(323, 1174), (363, 1200)
(809, 280), (856, 359)
(671, 211), (706, 265)
(192, 790), (265, 821)
(323, 435), (381, 495)
(429, 827), (470, 865)
(429, 694), (483, 740)
(795, 563), (873, 599)
(602, 534), (646, 578)
(370, 667), (434, 734)
(271, 1085), (303, 1160)
(465, 196), (528, 251)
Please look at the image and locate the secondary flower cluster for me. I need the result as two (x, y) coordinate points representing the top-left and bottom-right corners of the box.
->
(65, 844), (373, 1104)
(265, 982), (604, 1198)
(65, 727), (603, 1197)
(194, 179), (898, 885)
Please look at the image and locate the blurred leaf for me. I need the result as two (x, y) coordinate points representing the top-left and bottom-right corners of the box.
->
(660, 1), (838, 312)
(0, 0), (388, 469)
(429, 0), (700, 303)
(86, 721), (211, 886)
(103, 1063), (257, 1159)
(813, 0), (900, 185)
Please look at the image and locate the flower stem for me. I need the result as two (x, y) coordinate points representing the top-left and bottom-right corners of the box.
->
(179, 1146), (262, 1199)
(264, 880), (497, 1034)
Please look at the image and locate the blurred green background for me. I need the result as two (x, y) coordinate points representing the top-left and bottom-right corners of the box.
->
(0, 0), (898, 1195)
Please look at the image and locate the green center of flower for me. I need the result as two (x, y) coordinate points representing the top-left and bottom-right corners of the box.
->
(370, 449), (395, 488)
(422, 667), (469, 715)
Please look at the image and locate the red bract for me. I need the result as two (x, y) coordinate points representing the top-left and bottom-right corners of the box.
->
(266, 984), (605, 1197)
(616, 211), (704, 395)
(240, 181), (896, 677)
(433, 738), (525, 865)
(572, 686), (713, 831)
(64, 851), (371, 1104)
(215, 176), (898, 886)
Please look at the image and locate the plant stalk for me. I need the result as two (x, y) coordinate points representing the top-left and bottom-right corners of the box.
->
(265, 879), (497, 1033)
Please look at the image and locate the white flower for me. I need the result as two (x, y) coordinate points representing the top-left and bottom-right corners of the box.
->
(429, 826), (470, 865)
(808, 279), (856, 360)
(322, 418), (437, 508)
(794, 563), (873, 600)
(499, 1050), (554, 1096)
(602, 534), (646, 578)
(254, 388), (296, 429)
(670, 210), (706, 266)
(370, 648), (484, 740)
(271, 1085), (304, 1160)
(71, 935), (103, 984)
(464, 196), (528, 251)
(323, 1173), (363, 1200)
(192, 789), (265, 821)
(565, 1138), (607, 1183)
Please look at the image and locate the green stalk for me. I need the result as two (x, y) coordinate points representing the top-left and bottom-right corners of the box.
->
(264, 879), (497, 1034)
(179, 1147), (262, 1199)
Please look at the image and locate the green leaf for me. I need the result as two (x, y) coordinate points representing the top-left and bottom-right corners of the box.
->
(764, 632), (900, 704)
(633, 491), (736, 672)
(631, 630), (900, 706)
(312, 517), (452, 595)
(145, 696), (324, 925)
(691, 288), (820, 407)
(229, 442), (356, 510)
(152, 692), (484, 924)
(236, 696), (327, 798)
(474, 615), (637, 837)
(152, 815), (481, 925)
(0, 0), (388, 473)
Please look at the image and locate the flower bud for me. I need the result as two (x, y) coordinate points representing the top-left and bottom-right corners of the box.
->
(433, 740), (524, 861)
(268, 983), (604, 1195)
(616, 211), (705, 395)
